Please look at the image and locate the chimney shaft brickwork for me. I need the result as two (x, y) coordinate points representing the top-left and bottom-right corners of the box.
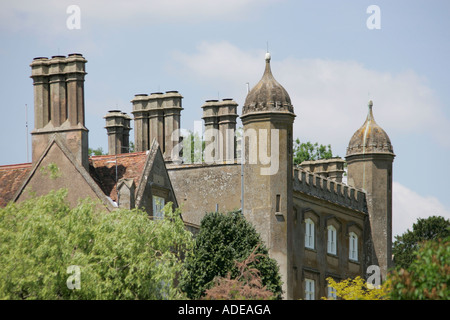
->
(30, 54), (89, 169)
(104, 110), (132, 155)
(202, 98), (238, 163)
(131, 91), (183, 161)
(299, 158), (346, 182)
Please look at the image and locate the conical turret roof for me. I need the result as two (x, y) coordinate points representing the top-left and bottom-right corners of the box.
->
(346, 101), (394, 157)
(242, 53), (294, 116)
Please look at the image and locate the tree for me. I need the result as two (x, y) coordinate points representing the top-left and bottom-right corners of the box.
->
(0, 189), (193, 299)
(180, 211), (283, 299)
(392, 215), (450, 270)
(322, 276), (389, 300)
(129, 141), (135, 153)
(387, 237), (449, 300)
(88, 147), (105, 156)
(178, 130), (205, 164)
(293, 139), (333, 165)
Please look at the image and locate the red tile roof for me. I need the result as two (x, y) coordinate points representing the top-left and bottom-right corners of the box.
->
(89, 152), (148, 202)
(0, 152), (149, 207)
(0, 163), (32, 207)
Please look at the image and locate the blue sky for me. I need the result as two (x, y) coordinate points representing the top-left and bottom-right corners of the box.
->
(1, 0), (449, 237)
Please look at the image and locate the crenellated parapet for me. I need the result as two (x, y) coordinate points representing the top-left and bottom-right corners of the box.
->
(293, 167), (367, 213)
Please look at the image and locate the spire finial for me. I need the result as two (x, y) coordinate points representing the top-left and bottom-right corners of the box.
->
(265, 51), (271, 62)
(367, 100), (374, 121)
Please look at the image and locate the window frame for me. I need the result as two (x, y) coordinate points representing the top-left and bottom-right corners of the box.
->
(152, 195), (165, 220)
(327, 225), (337, 255)
(305, 278), (315, 300)
(305, 218), (315, 250)
(327, 284), (337, 300)
(349, 232), (358, 262)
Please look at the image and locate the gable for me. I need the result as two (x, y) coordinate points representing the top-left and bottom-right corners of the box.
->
(135, 139), (178, 213)
(14, 135), (115, 211)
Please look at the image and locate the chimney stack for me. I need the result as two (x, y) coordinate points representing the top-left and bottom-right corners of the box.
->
(30, 53), (89, 169)
(202, 98), (238, 163)
(299, 158), (346, 182)
(104, 110), (132, 155)
(131, 91), (183, 161)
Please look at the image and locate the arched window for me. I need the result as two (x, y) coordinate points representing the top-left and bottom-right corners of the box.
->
(327, 225), (337, 255)
(349, 232), (358, 261)
(305, 218), (315, 249)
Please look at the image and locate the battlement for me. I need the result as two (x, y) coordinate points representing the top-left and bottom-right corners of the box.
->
(293, 167), (367, 213)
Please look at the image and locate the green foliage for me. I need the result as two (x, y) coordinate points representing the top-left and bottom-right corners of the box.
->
(388, 237), (450, 300)
(180, 211), (283, 300)
(40, 163), (61, 179)
(0, 189), (193, 299)
(293, 139), (333, 165)
(392, 215), (450, 270)
(323, 276), (389, 300)
(88, 147), (105, 156)
(181, 130), (205, 163)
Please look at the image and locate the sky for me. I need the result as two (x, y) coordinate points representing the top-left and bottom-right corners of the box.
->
(1, 0), (449, 238)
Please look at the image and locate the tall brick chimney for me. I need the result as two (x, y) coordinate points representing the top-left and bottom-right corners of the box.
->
(299, 158), (346, 182)
(131, 91), (183, 161)
(202, 98), (238, 163)
(104, 110), (132, 155)
(30, 53), (89, 169)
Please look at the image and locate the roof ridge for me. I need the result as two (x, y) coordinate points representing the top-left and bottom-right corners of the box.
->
(0, 163), (32, 170)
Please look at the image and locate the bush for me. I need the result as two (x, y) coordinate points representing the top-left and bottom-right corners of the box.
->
(204, 246), (276, 300)
(388, 237), (449, 300)
(323, 276), (389, 300)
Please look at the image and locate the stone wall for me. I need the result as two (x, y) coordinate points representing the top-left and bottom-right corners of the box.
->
(167, 162), (241, 227)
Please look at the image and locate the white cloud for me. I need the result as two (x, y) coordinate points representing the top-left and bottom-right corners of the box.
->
(170, 41), (265, 102)
(170, 41), (450, 156)
(393, 181), (450, 238)
(0, 0), (277, 34)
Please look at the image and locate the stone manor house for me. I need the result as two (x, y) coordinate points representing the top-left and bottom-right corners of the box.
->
(0, 52), (395, 300)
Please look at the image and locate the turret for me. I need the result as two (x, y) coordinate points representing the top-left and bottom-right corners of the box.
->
(346, 100), (395, 280)
(241, 52), (296, 299)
